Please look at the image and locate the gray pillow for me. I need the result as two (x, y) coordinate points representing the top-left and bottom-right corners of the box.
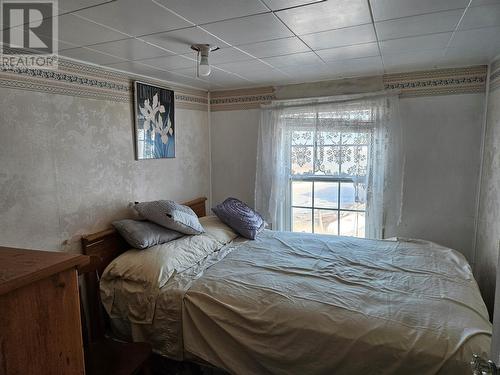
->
(112, 219), (183, 249)
(134, 200), (204, 235)
(212, 198), (265, 240)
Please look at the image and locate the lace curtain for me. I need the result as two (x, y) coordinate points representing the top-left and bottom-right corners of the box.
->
(255, 92), (402, 239)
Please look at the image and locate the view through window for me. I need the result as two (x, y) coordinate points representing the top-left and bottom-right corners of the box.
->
(287, 110), (372, 238)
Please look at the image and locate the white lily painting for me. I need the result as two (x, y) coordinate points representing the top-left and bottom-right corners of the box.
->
(134, 82), (175, 159)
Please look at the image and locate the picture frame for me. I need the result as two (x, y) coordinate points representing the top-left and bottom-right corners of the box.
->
(134, 81), (175, 160)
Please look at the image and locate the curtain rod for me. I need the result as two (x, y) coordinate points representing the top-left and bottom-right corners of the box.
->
(261, 89), (401, 110)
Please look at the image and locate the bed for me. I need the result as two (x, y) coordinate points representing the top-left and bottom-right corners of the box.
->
(82, 197), (492, 375)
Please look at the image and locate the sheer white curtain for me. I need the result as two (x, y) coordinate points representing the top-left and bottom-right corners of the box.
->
(255, 92), (402, 239)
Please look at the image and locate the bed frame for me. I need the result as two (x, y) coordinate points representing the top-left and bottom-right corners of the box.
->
(80, 196), (207, 341)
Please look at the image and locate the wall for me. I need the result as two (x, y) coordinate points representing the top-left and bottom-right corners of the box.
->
(475, 58), (500, 315)
(211, 109), (260, 207)
(0, 87), (210, 252)
(384, 94), (484, 262)
(210, 92), (485, 264)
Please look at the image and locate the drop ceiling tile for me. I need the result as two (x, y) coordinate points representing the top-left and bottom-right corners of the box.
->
(301, 24), (376, 50)
(279, 64), (340, 81)
(191, 80), (212, 90)
(177, 48), (253, 67)
(438, 46), (494, 67)
(168, 67), (197, 76)
(58, 0), (113, 14)
(201, 47), (253, 64)
(138, 54), (197, 70)
(168, 74), (212, 89)
(375, 9), (463, 40)
(58, 40), (80, 51)
(237, 37), (310, 58)
(276, 0), (371, 35)
(90, 38), (172, 61)
(141, 27), (229, 55)
(155, 0), (268, 25)
(370, 0), (469, 22)
(0, 14), (74, 51)
(237, 67), (290, 83)
(0, 0), (111, 29)
(0, 26), (77, 53)
(471, 0), (500, 6)
(261, 0), (325, 11)
(383, 49), (443, 73)
(209, 69), (253, 85)
(323, 56), (384, 77)
(208, 81), (247, 89)
(460, 4), (500, 30)
(261, 51), (323, 67)
(448, 26), (500, 50)
(167, 75), (211, 90)
(252, 77), (292, 86)
(281, 74), (336, 85)
(215, 59), (272, 75)
(8, 14), (108, 50)
(167, 66), (210, 80)
(0, 14), (30, 31)
(211, 69), (248, 83)
(105, 60), (168, 75)
(105, 61), (207, 89)
(202, 13), (293, 45)
(58, 13), (128, 47)
(379, 33), (452, 55)
(74, 0), (190, 37)
(283, 74), (341, 85)
(440, 55), (490, 67)
(315, 42), (380, 62)
(59, 46), (126, 65)
(174, 67), (252, 87)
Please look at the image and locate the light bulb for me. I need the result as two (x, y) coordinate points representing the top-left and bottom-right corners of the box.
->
(199, 55), (211, 76)
(199, 64), (211, 76)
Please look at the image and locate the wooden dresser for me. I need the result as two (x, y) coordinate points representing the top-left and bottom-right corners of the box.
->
(0, 247), (89, 375)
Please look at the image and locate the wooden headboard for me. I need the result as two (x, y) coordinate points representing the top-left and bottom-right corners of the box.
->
(81, 197), (207, 276)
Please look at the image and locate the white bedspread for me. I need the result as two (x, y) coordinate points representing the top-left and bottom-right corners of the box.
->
(101, 229), (491, 375)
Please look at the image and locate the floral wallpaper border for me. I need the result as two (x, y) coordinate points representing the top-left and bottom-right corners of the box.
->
(489, 59), (500, 92)
(0, 57), (209, 111)
(383, 65), (488, 97)
(210, 65), (488, 111)
(210, 86), (276, 112)
(0, 58), (488, 111)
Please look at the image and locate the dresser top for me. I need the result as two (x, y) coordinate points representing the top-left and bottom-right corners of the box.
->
(0, 247), (89, 295)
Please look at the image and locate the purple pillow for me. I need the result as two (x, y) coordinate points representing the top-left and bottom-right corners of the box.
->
(212, 198), (265, 240)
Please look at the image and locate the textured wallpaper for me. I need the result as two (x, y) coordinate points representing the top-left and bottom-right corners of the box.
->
(0, 87), (209, 252)
(476, 59), (500, 316)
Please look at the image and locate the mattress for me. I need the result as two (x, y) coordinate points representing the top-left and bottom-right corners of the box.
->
(100, 229), (491, 375)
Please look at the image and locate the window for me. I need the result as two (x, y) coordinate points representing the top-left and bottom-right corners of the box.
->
(256, 95), (397, 239)
(286, 109), (372, 238)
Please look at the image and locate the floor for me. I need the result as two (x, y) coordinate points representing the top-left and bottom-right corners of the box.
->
(152, 355), (228, 375)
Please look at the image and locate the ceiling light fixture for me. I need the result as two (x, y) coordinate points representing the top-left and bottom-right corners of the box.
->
(191, 44), (219, 77)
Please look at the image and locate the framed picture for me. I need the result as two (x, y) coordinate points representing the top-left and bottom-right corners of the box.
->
(134, 81), (175, 159)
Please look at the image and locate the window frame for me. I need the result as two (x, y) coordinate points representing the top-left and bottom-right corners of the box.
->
(286, 111), (372, 238)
